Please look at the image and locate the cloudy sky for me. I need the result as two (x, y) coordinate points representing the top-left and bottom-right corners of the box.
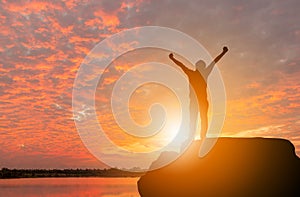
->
(1, 0), (300, 169)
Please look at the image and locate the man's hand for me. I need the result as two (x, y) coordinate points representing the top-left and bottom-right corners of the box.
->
(169, 53), (174, 59)
(223, 46), (228, 53)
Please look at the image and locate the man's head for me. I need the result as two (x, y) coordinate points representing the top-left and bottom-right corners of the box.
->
(195, 60), (206, 71)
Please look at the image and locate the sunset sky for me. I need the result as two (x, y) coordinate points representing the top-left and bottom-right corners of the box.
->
(1, 0), (300, 169)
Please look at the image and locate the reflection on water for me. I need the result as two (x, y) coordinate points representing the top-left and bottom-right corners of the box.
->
(0, 177), (140, 197)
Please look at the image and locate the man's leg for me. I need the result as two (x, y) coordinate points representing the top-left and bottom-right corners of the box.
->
(199, 101), (208, 140)
(181, 91), (198, 151)
(189, 89), (199, 140)
(190, 101), (198, 139)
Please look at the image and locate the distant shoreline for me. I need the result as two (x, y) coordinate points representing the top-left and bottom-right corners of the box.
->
(0, 168), (144, 179)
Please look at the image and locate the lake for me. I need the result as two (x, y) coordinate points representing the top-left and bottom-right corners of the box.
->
(0, 177), (140, 197)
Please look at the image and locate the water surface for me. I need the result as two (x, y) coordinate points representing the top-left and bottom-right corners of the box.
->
(0, 177), (140, 197)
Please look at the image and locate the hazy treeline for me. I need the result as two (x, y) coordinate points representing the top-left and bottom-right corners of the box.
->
(0, 168), (144, 179)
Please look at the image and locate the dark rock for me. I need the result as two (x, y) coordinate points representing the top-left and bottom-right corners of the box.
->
(138, 138), (300, 197)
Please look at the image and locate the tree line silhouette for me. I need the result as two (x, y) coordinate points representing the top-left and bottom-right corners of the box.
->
(0, 168), (144, 179)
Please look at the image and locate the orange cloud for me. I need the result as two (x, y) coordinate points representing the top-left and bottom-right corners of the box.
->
(1, 0), (300, 170)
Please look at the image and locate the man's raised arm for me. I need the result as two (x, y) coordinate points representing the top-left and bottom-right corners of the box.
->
(169, 53), (191, 73)
(206, 46), (228, 75)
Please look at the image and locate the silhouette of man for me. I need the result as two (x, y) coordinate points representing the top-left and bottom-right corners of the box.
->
(169, 47), (228, 142)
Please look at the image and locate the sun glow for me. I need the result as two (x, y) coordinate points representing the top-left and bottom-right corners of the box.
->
(98, 82), (184, 153)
